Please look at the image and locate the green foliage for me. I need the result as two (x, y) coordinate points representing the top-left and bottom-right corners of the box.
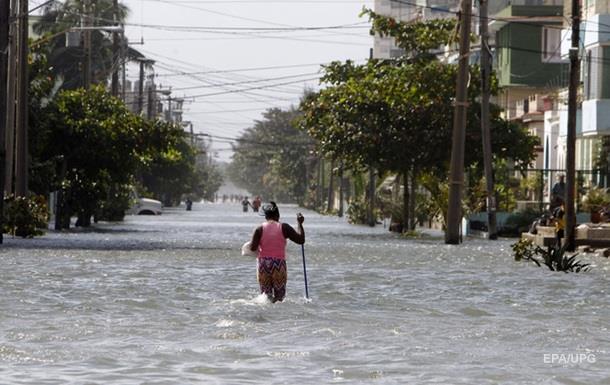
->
(95, 184), (131, 222)
(512, 239), (590, 273)
(299, 13), (539, 228)
(581, 185), (610, 212)
(418, 173), (450, 230)
(346, 199), (371, 225)
(361, 8), (457, 55)
(139, 120), (216, 206)
(32, 0), (132, 90)
(30, 85), (143, 226)
(228, 107), (312, 203)
(512, 238), (537, 262)
(3, 195), (49, 238)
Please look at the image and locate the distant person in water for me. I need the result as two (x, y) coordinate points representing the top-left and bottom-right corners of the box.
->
(249, 202), (305, 303)
(252, 196), (262, 212)
(241, 196), (251, 212)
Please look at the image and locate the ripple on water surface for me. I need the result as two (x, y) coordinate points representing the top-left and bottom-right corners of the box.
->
(0, 204), (609, 384)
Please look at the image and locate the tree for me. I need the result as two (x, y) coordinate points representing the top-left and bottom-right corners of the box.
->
(299, 10), (538, 230)
(34, 85), (142, 228)
(228, 107), (313, 203)
(138, 120), (222, 206)
(32, 0), (140, 90)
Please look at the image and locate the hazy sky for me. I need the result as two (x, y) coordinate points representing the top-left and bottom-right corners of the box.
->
(118, 0), (374, 161)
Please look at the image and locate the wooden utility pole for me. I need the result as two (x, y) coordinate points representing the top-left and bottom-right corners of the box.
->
(338, 162), (344, 218)
(15, 0), (28, 196)
(121, 28), (126, 100)
(147, 79), (154, 119)
(0, 0), (10, 243)
(111, 0), (120, 96)
(446, 0), (472, 244)
(137, 59), (145, 114)
(479, 0), (497, 240)
(367, 47), (375, 227)
(5, 0), (18, 194)
(82, 0), (92, 89)
(565, 0), (581, 251)
(326, 158), (335, 212)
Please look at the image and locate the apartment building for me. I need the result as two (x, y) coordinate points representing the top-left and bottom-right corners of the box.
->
(572, 0), (610, 171)
(372, 0), (460, 59)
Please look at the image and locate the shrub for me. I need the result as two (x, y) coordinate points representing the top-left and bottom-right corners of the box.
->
(3, 195), (49, 238)
(346, 199), (380, 225)
(511, 238), (590, 273)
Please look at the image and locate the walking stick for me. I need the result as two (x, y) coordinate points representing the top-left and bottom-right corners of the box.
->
(301, 244), (309, 299)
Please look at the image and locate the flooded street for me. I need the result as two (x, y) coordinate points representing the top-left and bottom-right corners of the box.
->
(1, 202), (609, 384)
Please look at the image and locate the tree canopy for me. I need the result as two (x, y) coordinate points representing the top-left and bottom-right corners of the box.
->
(228, 107), (313, 203)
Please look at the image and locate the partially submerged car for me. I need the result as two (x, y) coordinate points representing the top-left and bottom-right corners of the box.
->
(127, 191), (163, 215)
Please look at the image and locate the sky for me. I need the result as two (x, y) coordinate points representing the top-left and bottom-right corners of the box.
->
(117, 0), (375, 162)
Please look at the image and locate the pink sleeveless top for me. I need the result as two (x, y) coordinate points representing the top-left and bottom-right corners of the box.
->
(258, 221), (287, 260)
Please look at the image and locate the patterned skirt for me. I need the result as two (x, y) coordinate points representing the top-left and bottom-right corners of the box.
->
(257, 256), (287, 302)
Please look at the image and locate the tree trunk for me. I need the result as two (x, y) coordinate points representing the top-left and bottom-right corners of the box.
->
(402, 169), (409, 233)
(338, 163), (344, 217)
(367, 167), (376, 227)
(55, 158), (68, 230)
(327, 158), (335, 212)
(76, 211), (91, 227)
(409, 171), (417, 230)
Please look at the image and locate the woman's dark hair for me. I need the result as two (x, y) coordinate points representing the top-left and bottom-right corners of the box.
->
(263, 201), (280, 219)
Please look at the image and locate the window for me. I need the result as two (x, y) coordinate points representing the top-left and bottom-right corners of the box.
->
(541, 26), (563, 63)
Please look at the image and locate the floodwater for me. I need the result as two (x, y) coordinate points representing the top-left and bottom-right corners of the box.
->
(0, 203), (609, 384)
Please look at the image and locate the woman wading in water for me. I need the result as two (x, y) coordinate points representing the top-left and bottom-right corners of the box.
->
(249, 202), (305, 302)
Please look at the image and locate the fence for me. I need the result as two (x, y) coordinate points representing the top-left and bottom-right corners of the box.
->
(494, 168), (608, 213)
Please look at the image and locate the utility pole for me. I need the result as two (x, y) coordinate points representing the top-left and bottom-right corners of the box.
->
(15, 0), (28, 196)
(0, 0), (10, 243)
(327, 158), (335, 212)
(137, 59), (145, 114)
(167, 94), (173, 122)
(338, 162), (344, 218)
(5, 0), (18, 194)
(146, 78), (154, 119)
(111, 0), (120, 96)
(367, 47), (376, 227)
(121, 27), (126, 100)
(479, 0), (497, 240)
(446, 0), (472, 244)
(565, 0), (581, 251)
(82, 0), (92, 89)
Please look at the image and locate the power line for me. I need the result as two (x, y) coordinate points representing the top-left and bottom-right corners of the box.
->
(141, 0), (373, 3)
(170, 72), (320, 91)
(155, 62), (326, 77)
(140, 49), (318, 95)
(145, 0), (372, 42)
(185, 76), (320, 99)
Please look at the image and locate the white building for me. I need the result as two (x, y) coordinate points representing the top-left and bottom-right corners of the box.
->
(574, 0), (610, 173)
(372, 0), (460, 59)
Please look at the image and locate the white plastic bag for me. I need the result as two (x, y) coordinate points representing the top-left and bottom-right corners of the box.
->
(241, 241), (257, 257)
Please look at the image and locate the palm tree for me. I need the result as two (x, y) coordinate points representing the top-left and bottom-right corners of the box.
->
(33, 0), (144, 90)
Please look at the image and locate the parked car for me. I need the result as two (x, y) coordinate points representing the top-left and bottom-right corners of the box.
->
(127, 191), (163, 215)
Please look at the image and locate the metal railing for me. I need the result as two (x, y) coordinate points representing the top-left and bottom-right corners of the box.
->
(494, 168), (609, 213)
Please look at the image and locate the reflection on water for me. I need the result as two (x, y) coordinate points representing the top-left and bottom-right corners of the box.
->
(0, 203), (609, 384)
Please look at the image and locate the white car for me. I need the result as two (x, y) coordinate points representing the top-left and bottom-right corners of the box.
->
(127, 196), (163, 215)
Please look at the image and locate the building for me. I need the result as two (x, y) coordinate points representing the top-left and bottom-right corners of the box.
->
(490, 2), (567, 119)
(572, 0), (610, 172)
(372, 0), (460, 59)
